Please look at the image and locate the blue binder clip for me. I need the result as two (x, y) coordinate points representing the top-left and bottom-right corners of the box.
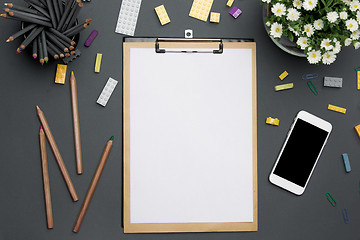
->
(302, 73), (318, 80)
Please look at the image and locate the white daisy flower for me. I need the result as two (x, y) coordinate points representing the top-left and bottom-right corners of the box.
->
(354, 41), (360, 49)
(297, 37), (309, 49)
(293, 0), (302, 9)
(271, 3), (287, 17)
(346, 18), (359, 31)
(351, 30), (360, 39)
(345, 38), (353, 46)
(322, 51), (337, 65)
(332, 39), (342, 53)
(340, 11), (348, 20)
(289, 26), (300, 36)
(262, 0), (271, 3)
(342, 0), (351, 6)
(266, 21), (271, 27)
(303, 0), (318, 11)
(314, 19), (324, 30)
(287, 8), (301, 21)
(350, 0), (360, 11)
(303, 24), (315, 37)
(321, 38), (333, 50)
(327, 11), (339, 23)
(307, 50), (322, 64)
(270, 23), (283, 38)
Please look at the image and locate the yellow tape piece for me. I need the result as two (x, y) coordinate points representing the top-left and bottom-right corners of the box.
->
(95, 53), (102, 73)
(55, 64), (67, 84)
(155, 5), (171, 25)
(279, 71), (288, 81)
(328, 104), (346, 114)
(274, 83), (294, 91)
(354, 124), (360, 138)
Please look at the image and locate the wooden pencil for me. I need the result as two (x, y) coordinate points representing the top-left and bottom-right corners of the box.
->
(41, 30), (48, 63)
(39, 126), (54, 229)
(17, 26), (44, 53)
(6, 23), (36, 42)
(38, 36), (44, 65)
(73, 136), (114, 233)
(6, 9), (50, 22)
(52, 0), (60, 22)
(62, 18), (91, 35)
(45, 31), (69, 52)
(56, 0), (74, 30)
(48, 27), (75, 45)
(32, 37), (38, 59)
(36, 106), (79, 202)
(70, 71), (82, 175)
(8, 12), (52, 27)
(64, 23), (88, 37)
(4, 3), (40, 15)
(45, 0), (57, 28)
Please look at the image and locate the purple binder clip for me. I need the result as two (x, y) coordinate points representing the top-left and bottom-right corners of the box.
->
(84, 30), (98, 47)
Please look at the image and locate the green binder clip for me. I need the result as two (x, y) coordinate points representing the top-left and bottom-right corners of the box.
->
(307, 80), (318, 96)
(355, 66), (360, 71)
(326, 192), (336, 207)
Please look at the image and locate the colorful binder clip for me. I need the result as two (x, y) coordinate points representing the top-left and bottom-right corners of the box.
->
(302, 73), (318, 80)
(307, 81), (318, 96)
(326, 192), (336, 207)
(342, 208), (349, 224)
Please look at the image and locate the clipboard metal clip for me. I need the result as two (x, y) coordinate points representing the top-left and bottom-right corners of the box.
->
(155, 38), (223, 54)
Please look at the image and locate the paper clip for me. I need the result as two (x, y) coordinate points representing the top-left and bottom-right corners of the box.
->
(326, 192), (336, 207)
(307, 81), (318, 96)
(302, 73), (318, 80)
(342, 208), (349, 224)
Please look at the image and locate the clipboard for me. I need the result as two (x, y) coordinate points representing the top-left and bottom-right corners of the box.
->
(123, 38), (257, 233)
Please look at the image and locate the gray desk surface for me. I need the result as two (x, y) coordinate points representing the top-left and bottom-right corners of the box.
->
(0, 0), (359, 239)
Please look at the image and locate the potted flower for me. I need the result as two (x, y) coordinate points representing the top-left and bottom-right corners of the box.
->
(262, 0), (360, 65)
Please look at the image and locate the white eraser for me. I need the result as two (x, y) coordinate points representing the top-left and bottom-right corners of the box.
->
(97, 77), (118, 107)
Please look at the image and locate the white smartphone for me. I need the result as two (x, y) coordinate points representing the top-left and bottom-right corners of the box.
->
(269, 110), (332, 195)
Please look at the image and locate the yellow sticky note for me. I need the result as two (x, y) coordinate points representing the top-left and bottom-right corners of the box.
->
(266, 117), (279, 126)
(274, 83), (293, 91)
(55, 64), (67, 84)
(95, 53), (102, 73)
(226, 0), (234, 7)
(155, 5), (170, 25)
(210, 12), (220, 23)
(279, 71), (288, 80)
(354, 124), (360, 138)
(189, 0), (214, 22)
(328, 104), (346, 114)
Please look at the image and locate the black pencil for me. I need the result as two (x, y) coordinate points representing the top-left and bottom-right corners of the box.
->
(52, 0), (60, 22)
(61, 1), (77, 31)
(25, 0), (47, 8)
(62, 18), (91, 35)
(38, 36), (44, 65)
(46, 39), (64, 58)
(64, 23), (88, 37)
(58, 0), (64, 15)
(17, 26), (44, 53)
(41, 30), (48, 63)
(24, 1), (51, 18)
(8, 11), (52, 27)
(4, 3), (39, 15)
(50, 31), (74, 50)
(32, 38), (38, 59)
(48, 27), (75, 45)
(66, 2), (83, 30)
(45, 31), (69, 52)
(6, 23), (36, 42)
(45, 0), (57, 28)
(47, 44), (59, 59)
(6, 9), (50, 22)
(56, 0), (73, 30)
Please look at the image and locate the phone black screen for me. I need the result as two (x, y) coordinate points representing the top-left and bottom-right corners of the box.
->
(273, 119), (329, 187)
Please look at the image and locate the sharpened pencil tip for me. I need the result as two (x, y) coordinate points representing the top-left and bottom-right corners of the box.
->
(36, 105), (40, 111)
(110, 136), (114, 141)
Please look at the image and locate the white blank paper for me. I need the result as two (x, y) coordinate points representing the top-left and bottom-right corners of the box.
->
(129, 48), (254, 224)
